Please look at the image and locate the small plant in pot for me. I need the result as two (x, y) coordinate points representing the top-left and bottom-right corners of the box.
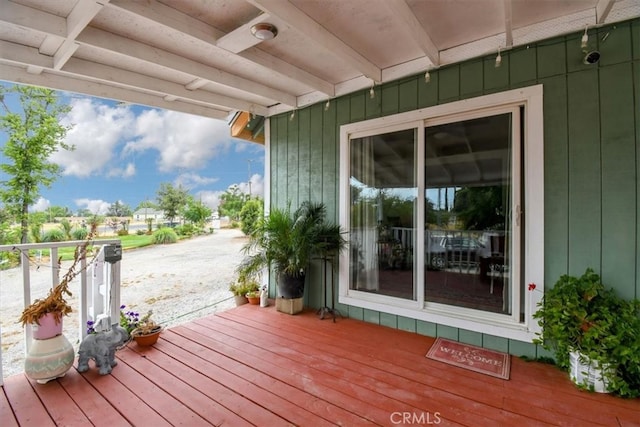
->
(229, 274), (260, 306)
(121, 306), (162, 346)
(238, 201), (346, 301)
(533, 268), (640, 397)
(245, 290), (261, 305)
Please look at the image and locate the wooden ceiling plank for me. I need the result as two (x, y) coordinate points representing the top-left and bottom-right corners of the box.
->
(109, 0), (332, 98)
(596, 0), (616, 23)
(63, 57), (269, 115)
(76, 26), (295, 106)
(385, 0), (440, 66)
(249, 0), (382, 82)
(0, 63), (230, 120)
(503, 0), (513, 48)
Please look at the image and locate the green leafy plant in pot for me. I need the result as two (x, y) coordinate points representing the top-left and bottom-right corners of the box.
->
(238, 201), (346, 299)
(533, 268), (640, 397)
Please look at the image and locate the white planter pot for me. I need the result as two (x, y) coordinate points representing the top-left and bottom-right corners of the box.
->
(569, 350), (612, 393)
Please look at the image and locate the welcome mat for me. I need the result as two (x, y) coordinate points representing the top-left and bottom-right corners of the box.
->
(426, 337), (511, 380)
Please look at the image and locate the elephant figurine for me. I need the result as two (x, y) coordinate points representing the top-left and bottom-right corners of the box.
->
(77, 325), (129, 375)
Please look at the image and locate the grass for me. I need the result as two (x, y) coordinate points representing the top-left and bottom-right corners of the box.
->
(33, 234), (155, 261)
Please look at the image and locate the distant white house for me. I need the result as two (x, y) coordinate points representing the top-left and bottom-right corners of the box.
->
(132, 208), (165, 222)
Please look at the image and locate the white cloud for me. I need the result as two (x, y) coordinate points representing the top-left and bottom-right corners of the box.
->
(196, 190), (224, 212)
(74, 198), (111, 215)
(236, 174), (264, 198)
(107, 162), (136, 178)
(52, 98), (135, 177)
(29, 197), (50, 212)
(125, 110), (234, 172)
(174, 172), (218, 189)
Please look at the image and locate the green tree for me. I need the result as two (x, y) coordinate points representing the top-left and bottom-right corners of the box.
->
(156, 183), (189, 225)
(239, 197), (263, 235)
(76, 208), (92, 217)
(106, 200), (132, 217)
(183, 198), (212, 227)
(453, 186), (505, 230)
(0, 85), (72, 243)
(219, 184), (247, 221)
(48, 205), (72, 220)
(59, 218), (73, 239)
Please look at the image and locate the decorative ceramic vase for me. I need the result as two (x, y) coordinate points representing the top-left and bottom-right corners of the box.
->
(24, 334), (75, 384)
(132, 326), (162, 346)
(31, 313), (63, 340)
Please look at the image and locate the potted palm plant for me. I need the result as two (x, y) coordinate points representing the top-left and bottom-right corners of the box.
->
(533, 268), (640, 397)
(238, 201), (346, 301)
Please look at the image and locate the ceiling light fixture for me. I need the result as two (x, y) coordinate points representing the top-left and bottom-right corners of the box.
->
(325, 99), (331, 111)
(290, 109), (296, 121)
(495, 47), (502, 68)
(424, 69), (431, 83)
(581, 25), (589, 49)
(369, 81), (375, 99)
(251, 23), (278, 40)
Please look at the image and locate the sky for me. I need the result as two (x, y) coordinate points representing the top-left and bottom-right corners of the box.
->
(0, 82), (265, 215)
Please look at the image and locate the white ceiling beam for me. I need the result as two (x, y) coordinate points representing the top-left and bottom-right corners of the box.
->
(249, 0), (382, 82)
(108, 0), (332, 98)
(62, 57), (269, 115)
(384, 0), (440, 66)
(53, 41), (79, 70)
(76, 26), (296, 107)
(0, 40), (53, 69)
(596, 0), (616, 23)
(0, 0), (66, 36)
(0, 63), (230, 120)
(67, 0), (109, 39)
(216, 13), (272, 54)
(53, 0), (110, 70)
(503, 0), (513, 48)
(0, 39), (262, 115)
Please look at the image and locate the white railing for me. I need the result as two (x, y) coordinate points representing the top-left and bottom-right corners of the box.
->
(0, 239), (121, 385)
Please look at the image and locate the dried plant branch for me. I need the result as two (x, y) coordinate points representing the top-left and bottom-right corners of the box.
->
(19, 224), (100, 326)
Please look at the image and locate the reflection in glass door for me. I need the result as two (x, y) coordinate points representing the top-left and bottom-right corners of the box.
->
(424, 112), (519, 314)
(349, 128), (417, 300)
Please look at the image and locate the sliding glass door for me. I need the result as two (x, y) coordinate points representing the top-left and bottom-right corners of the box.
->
(424, 111), (520, 315)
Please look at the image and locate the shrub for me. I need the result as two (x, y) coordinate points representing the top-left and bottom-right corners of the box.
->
(136, 229), (145, 236)
(153, 227), (178, 244)
(72, 227), (89, 241)
(240, 198), (263, 235)
(117, 229), (129, 236)
(42, 228), (65, 242)
(175, 223), (196, 237)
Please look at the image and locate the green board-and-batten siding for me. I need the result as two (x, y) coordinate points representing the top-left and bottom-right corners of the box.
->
(268, 19), (640, 355)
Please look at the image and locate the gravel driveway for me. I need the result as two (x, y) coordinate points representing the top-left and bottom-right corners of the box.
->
(0, 228), (248, 378)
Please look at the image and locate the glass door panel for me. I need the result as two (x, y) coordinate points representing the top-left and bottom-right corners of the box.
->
(424, 113), (515, 314)
(349, 128), (417, 300)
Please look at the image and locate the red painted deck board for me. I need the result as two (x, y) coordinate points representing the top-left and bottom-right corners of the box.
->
(3, 303), (639, 426)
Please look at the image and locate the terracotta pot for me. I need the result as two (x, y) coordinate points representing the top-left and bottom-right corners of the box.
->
(247, 295), (260, 305)
(32, 313), (63, 340)
(132, 326), (162, 346)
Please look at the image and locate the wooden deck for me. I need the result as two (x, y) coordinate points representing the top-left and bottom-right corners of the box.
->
(2, 303), (639, 426)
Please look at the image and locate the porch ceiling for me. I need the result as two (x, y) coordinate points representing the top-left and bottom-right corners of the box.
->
(1, 0), (638, 120)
